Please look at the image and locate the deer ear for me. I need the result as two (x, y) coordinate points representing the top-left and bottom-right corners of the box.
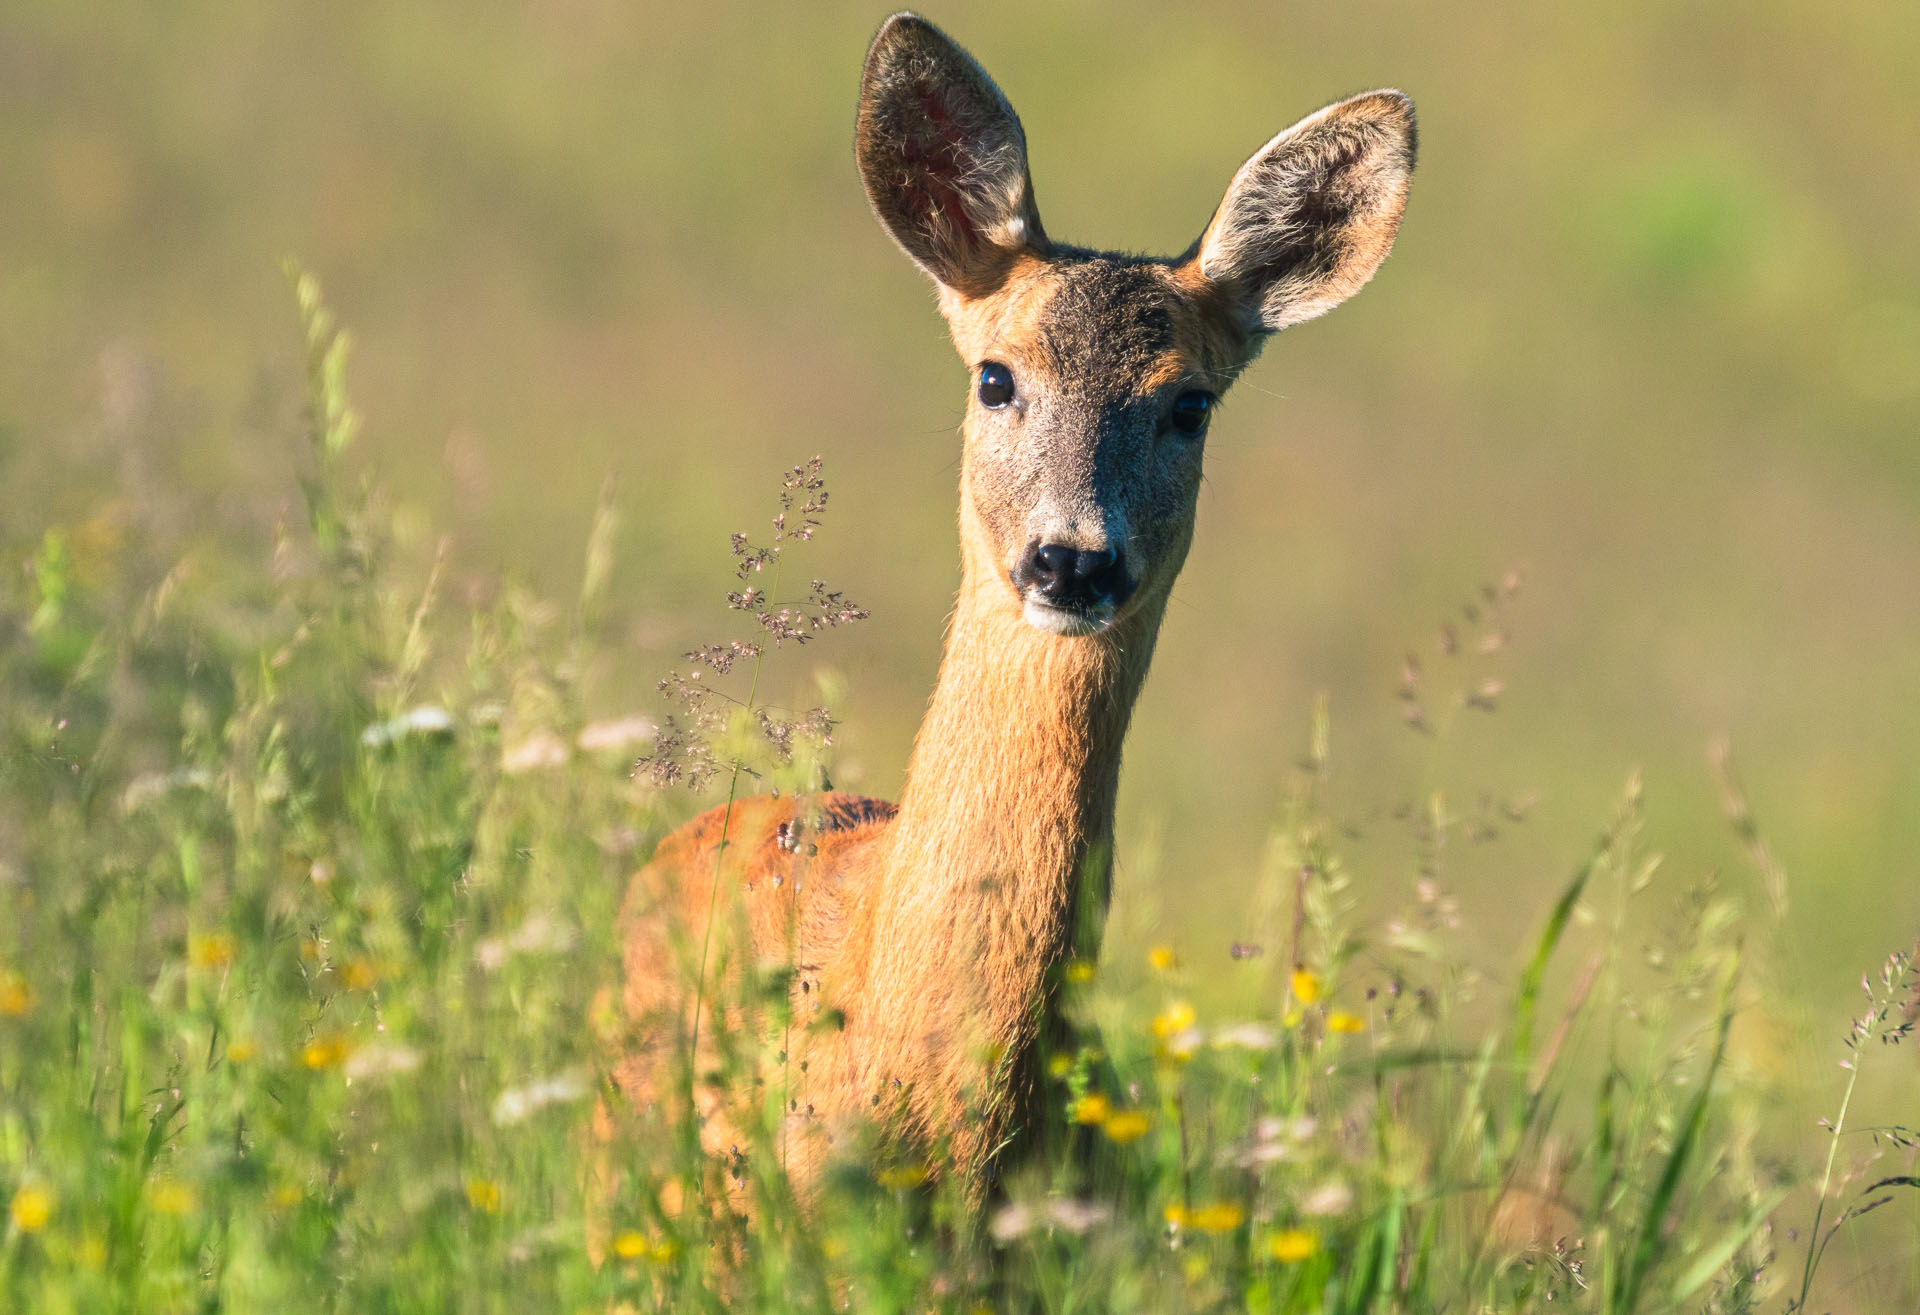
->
(1191, 91), (1416, 335)
(856, 13), (1046, 298)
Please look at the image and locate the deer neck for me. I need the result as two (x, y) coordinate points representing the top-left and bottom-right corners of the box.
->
(843, 489), (1168, 1106)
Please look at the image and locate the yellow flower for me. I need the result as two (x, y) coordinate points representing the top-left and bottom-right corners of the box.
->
(148, 1180), (195, 1216)
(1290, 969), (1322, 1004)
(1063, 959), (1095, 984)
(1327, 1011), (1367, 1034)
(1162, 1203), (1189, 1229)
(611, 1229), (647, 1260)
(0, 971), (33, 1017)
(646, 1238), (679, 1263)
(1150, 999), (1197, 1040)
(1102, 1110), (1152, 1144)
(1046, 1053), (1072, 1078)
(341, 958), (380, 991)
(300, 1035), (351, 1070)
(1147, 945), (1178, 973)
(1069, 1092), (1112, 1124)
(1270, 1228), (1320, 1262)
(226, 1039), (256, 1064)
(10, 1184), (53, 1232)
(1189, 1202), (1245, 1234)
(190, 932), (235, 970)
(876, 1164), (928, 1190)
(464, 1178), (502, 1214)
(1282, 1008), (1304, 1029)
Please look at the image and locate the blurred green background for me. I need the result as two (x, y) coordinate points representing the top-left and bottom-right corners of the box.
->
(4, 0), (1916, 1091)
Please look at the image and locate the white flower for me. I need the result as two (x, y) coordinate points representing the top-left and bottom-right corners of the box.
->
(120, 767), (214, 813)
(344, 1043), (422, 1081)
(475, 913), (578, 970)
(1211, 1022), (1278, 1051)
(501, 729), (569, 773)
(576, 716), (657, 754)
(1045, 1198), (1111, 1234)
(1301, 1180), (1354, 1217)
(360, 706), (455, 748)
(988, 1196), (1111, 1243)
(989, 1202), (1037, 1243)
(492, 1071), (590, 1125)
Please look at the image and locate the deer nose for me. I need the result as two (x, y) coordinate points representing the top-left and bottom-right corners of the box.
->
(1019, 542), (1131, 608)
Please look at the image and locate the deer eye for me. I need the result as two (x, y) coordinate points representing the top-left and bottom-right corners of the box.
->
(977, 361), (1015, 409)
(1170, 390), (1214, 436)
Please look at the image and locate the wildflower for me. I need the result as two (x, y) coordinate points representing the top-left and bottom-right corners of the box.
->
(1148, 945), (1178, 973)
(617, 1228), (685, 1264)
(1290, 968), (1322, 1004)
(1151, 999), (1197, 1039)
(148, 1180), (195, 1216)
(226, 1039), (257, 1064)
(1189, 1202), (1245, 1234)
(10, 1184), (52, 1232)
(1301, 1180), (1354, 1216)
(474, 913), (578, 971)
(1046, 1053), (1072, 1078)
(359, 705), (454, 747)
(1327, 1010), (1367, 1034)
(341, 957), (379, 991)
(345, 1043), (422, 1081)
(1269, 1228), (1320, 1262)
(1211, 1022), (1277, 1050)
(1155, 1027), (1204, 1064)
(464, 1178), (502, 1214)
(0, 971), (33, 1017)
(1069, 1092), (1111, 1124)
(501, 730), (569, 773)
(1063, 959), (1095, 984)
(190, 933), (235, 970)
(1163, 1203), (1190, 1229)
(490, 1070), (588, 1124)
(1102, 1110), (1152, 1144)
(876, 1164), (928, 1190)
(1282, 1007), (1303, 1029)
(300, 1035), (351, 1070)
(988, 1198), (1113, 1239)
(576, 715), (658, 755)
(119, 766), (214, 813)
(1045, 1198), (1111, 1233)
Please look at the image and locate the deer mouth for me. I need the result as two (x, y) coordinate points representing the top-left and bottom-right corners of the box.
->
(1020, 594), (1120, 637)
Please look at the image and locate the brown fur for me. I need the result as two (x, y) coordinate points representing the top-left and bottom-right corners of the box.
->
(609, 11), (1417, 1207)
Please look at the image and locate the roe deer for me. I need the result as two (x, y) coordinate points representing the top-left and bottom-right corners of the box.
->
(613, 11), (1416, 1204)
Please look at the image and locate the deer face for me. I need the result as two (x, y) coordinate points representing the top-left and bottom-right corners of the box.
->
(856, 14), (1417, 637)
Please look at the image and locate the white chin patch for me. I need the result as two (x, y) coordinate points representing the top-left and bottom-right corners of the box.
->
(1022, 598), (1112, 637)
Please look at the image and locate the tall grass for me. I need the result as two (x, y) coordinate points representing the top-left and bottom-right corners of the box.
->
(1, 277), (1912, 1311)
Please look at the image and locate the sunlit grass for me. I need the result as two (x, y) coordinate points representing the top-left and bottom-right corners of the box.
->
(0, 276), (1913, 1312)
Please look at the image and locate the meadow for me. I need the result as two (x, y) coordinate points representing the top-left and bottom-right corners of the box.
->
(3, 2), (1919, 1310)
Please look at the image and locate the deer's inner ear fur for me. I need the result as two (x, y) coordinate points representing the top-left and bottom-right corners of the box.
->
(1192, 91), (1417, 335)
(856, 14), (1046, 298)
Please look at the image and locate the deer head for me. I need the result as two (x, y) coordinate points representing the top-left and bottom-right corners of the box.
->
(856, 13), (1416, 637)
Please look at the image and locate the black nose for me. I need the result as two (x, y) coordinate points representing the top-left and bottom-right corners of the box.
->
(1018, 542), (1132, 609)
